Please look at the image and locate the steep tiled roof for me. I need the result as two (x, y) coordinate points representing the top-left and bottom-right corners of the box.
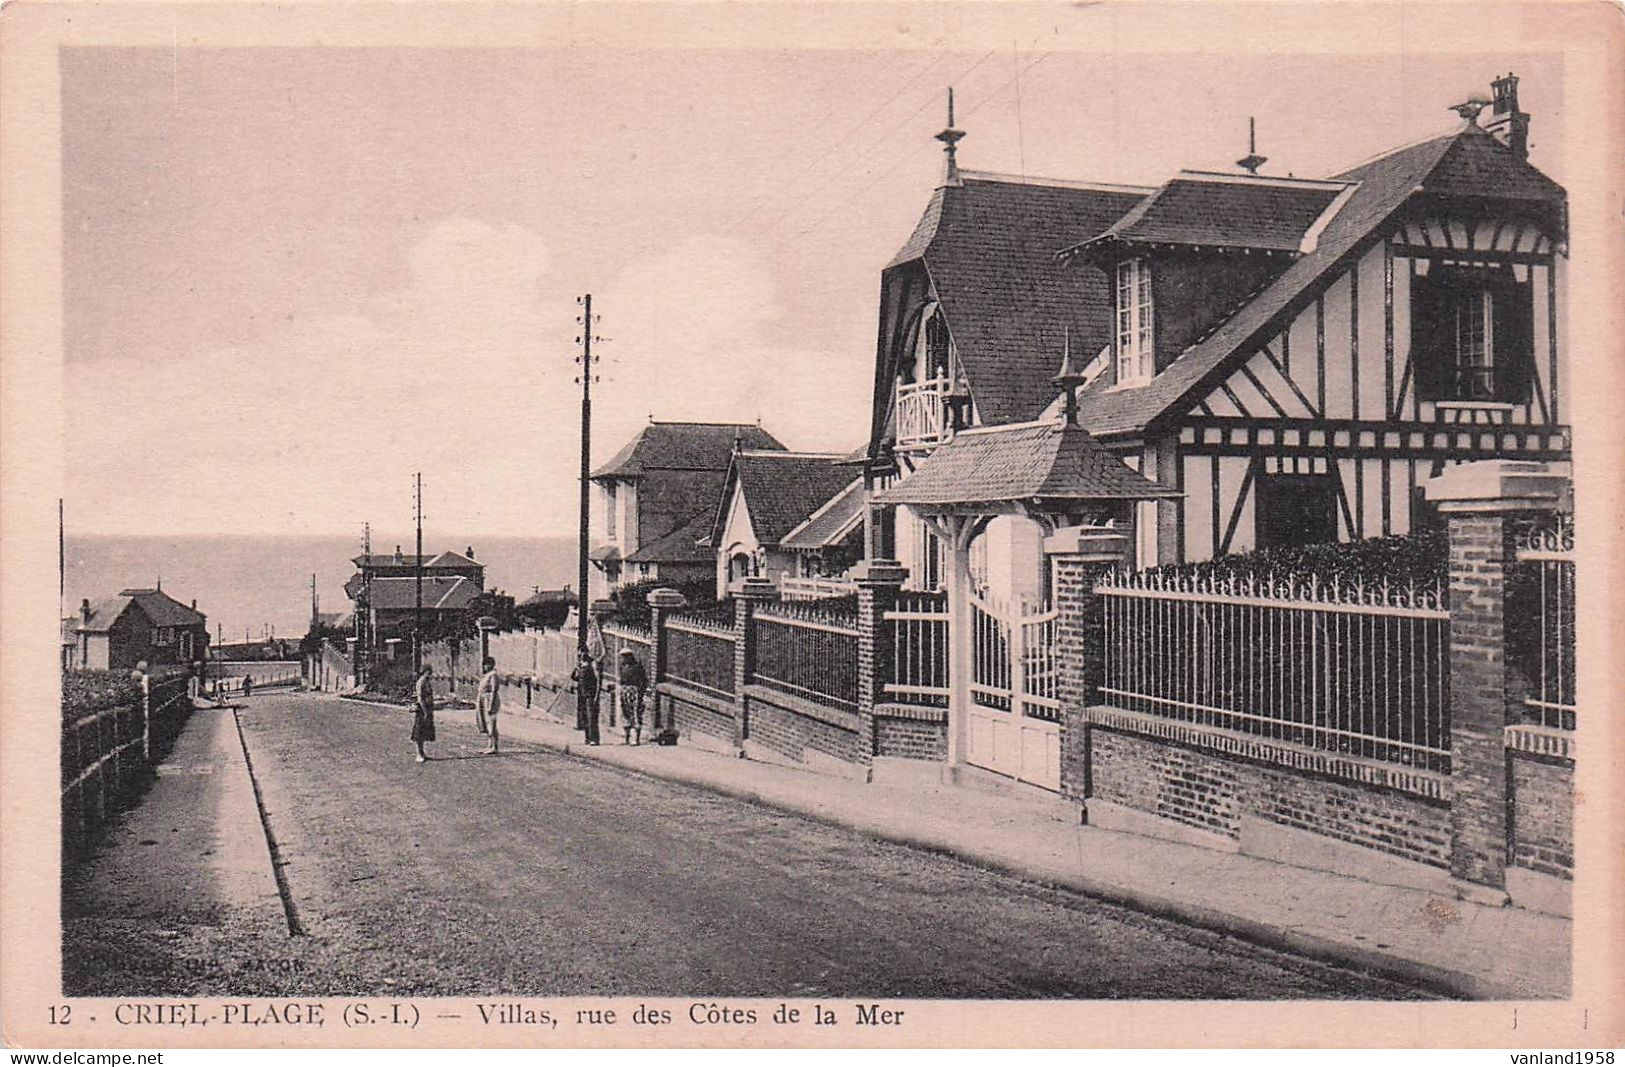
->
(894, 172), (1152, 427)
(1070, 124), (1565, 437)
(624, 509), (714, 565)
(424, 550), (481, 570)
(363, 575), (481, 612)
(353, 551), (481, 569)
(1074, 173), (1346, 253)
(591, 422), (784, 480)
(721, 451), (857, 547)
(779, 478), (865, 550)
(77, 589), (206, 632)
(874, 421), (1179, 506)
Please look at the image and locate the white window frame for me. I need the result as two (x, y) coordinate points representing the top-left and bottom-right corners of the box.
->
(1115, 258), (1154, 385)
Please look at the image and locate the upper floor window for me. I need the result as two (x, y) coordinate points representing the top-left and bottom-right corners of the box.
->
(1115, 258), (1154, 384)
(604, 483), (618, 539)
(1412, 263), (1534, 405)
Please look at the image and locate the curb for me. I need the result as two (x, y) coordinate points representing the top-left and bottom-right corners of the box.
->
(478, 706), (1531, 1000)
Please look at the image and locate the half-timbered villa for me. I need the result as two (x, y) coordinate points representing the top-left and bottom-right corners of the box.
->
(865, 74), (1567, 581)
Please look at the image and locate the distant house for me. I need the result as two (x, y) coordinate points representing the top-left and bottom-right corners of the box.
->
(68, 588), (209, 671)
(710, 449), (862, 598)
(516, 586), (577, 630)
(589, 421), (784, 599)
(345, 545), (487, 643)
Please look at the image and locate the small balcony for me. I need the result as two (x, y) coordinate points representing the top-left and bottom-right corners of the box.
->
(894, 376), (952, 452)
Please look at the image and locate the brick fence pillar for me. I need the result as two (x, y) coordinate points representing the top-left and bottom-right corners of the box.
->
(732, 577), (776, 751)
(855, 559), (909, 768)
(1426, 459), (1570, 896)
(1045, 526), (1132, 810)
(646, 588), (688, 730)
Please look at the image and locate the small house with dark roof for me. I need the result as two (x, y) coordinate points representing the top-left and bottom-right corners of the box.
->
(68, 587), (210, 670)
(710, 450), (861, 597)
(589, 420), (784, 598)
(867, 74), (1568, 586)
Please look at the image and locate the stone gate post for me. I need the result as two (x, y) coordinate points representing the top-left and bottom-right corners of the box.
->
(646, 588), (688, 730)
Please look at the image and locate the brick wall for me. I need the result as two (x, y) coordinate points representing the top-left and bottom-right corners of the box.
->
(665, 689), (735, 743)
(1088, 726), (1451, 869)
(875, 715), (947, 761)
(1510, 751), (1573, 878)
(746, 692), (864, 764)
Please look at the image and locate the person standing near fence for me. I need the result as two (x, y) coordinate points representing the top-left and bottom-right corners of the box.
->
(476, 656), (502, 755)
(571, 649), (601, 746)
(616, 648), (648, 746)
(412, 664), (437, 762)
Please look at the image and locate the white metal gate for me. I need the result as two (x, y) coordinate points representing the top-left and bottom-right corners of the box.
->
(967, 593), (1062, 791)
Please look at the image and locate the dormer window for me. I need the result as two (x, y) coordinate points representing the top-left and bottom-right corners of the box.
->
(1412, 263), (1534, 405)
(1115, 258), (1154, 384)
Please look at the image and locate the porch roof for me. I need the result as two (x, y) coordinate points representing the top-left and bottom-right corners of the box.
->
(872, 420), (1180, 509)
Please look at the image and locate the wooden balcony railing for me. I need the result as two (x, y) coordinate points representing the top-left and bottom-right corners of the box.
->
(895, 376), (951, 451)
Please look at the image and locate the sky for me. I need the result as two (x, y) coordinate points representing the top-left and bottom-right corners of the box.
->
(60, 29), (1566, 540)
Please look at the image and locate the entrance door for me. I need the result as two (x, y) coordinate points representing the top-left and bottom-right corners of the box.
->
(965, 593), (1062, 791)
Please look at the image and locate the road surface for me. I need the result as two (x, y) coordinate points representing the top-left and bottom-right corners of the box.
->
(66, 692), (1436, 999)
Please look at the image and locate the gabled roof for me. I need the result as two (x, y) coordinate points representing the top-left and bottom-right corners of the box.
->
(363, 575), (481, 612)
(779, 478), (865, 550)
(624, 509), (714, 565)
(713, 450), (858, 547)
(1069, 124), (1567, 438)
(1069, 172), (1347, 254)
(424, 550), (481, 570)
(874, 420), (1180, 507)
(591, 422), (785, 480)
(77, 589), (206, 632)
(889, 171), (1153, 427)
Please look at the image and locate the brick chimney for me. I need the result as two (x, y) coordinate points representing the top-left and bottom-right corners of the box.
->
(1483, 72), (1529, 160)
(466, 545), (475, 560)
(80, 598), (91, 626)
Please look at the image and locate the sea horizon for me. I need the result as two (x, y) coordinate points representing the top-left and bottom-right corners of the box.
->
(62, 532), (580, 651)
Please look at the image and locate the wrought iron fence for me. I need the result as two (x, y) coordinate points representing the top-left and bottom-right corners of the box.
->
(1511, 514), (1576, 729)
(666, 614), (736, 697)
(884, 590), (949, 708)
(1097, 569), (1451, 772)
(754, 601), (859, 712)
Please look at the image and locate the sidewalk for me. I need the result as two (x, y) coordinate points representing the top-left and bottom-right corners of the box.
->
(453, 696), (1569, 1001)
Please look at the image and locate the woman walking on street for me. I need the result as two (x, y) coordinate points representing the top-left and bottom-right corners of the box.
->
(412, 664), (436, 762)
(617, 648), (648, 745)
(476, 656), (501, 755)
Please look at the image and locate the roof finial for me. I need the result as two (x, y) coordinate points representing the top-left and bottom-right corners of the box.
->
(1052, 327), (1087, 427)
(1236, 116), (1267, 176)
(1450, 93), (1491, 126)
(935, 87), (966, 188)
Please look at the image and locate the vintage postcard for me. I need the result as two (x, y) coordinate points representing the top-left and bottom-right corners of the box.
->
(2, 0), (1621, 1051)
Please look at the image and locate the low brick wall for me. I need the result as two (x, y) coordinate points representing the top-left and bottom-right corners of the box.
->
(658, 682), (736, 744)
(875, 706), (947, 761)
(744, 686), (863, 765)
(1083, 711), (1452, 870)
(1509, 750), (1573, 879)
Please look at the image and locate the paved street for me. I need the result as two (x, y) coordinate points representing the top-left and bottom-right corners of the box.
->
(65, 693), (1435, 999)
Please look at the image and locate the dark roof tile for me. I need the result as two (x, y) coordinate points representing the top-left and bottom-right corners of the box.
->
(592, 422), (784, 479)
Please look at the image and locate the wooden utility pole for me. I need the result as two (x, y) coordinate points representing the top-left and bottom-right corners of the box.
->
(575, 294), (595, 657)
(414, 471), (424, 674)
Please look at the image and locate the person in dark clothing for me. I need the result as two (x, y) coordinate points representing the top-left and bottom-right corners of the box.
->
(412, 665), (436, 762)
(571, 650), (601, 745)
(616, 648), (649, 746)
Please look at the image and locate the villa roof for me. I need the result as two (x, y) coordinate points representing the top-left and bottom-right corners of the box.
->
(714, 450), (858, 547)
(887, 172), (1152, 427)
(623, 509), (714, 565)
(591, 422), (784, 480)
(1073, 172), (1347, 254)
(362, 575), (481, 612)
(780, 478), (866, 550)
(76, 588), (207, 633)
